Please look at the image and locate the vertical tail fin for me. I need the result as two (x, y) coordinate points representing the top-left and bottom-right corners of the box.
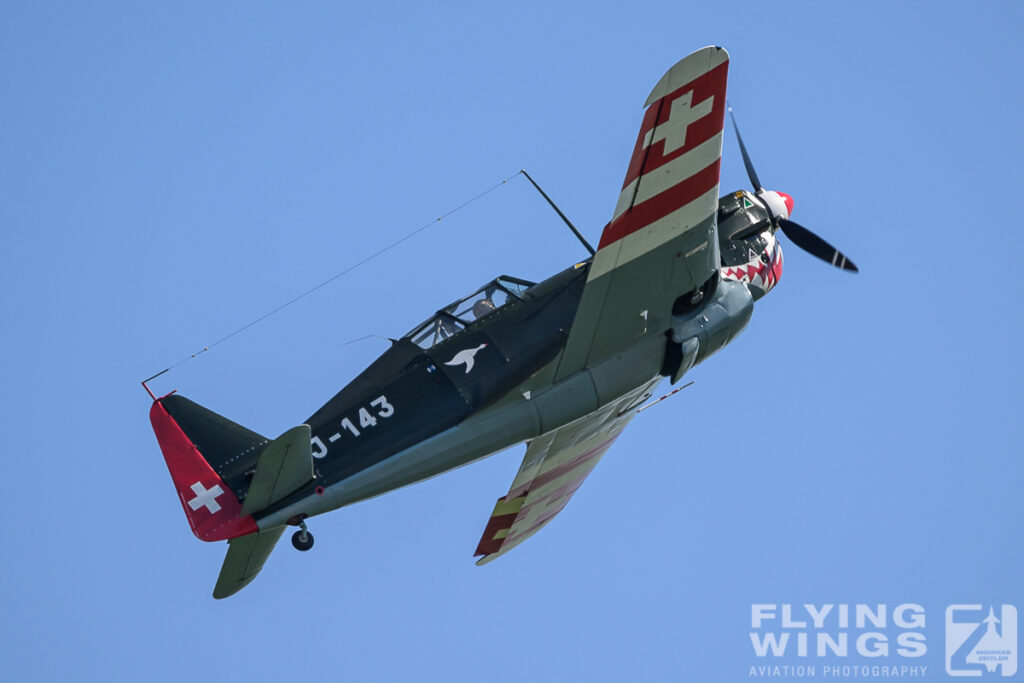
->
(149, 395), (267, 541)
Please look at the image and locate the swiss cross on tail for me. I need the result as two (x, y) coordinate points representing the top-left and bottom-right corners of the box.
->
(149, 399), (257, 542)
(187, 481), (225, 514)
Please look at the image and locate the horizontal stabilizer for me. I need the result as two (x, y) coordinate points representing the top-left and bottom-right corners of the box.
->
(241, 425), (314, 515)
(213, 526), (286, 599)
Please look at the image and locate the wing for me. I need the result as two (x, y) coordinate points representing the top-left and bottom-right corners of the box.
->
(555, 47), (729, 381)
(474, 378), (660, 564)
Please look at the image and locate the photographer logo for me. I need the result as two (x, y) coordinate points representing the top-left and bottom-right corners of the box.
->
(946, 604), (1017, 677)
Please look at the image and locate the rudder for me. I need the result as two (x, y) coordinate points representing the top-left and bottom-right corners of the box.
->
(150, 395), (268, 541)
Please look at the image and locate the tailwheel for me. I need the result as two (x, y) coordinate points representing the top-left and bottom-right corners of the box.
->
(291, 521), (314, 551)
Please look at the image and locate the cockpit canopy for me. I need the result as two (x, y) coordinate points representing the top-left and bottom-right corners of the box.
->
(403, 276), (534, 349)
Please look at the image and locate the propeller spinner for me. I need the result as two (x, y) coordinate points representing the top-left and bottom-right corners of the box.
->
(728, 108), (858, 273)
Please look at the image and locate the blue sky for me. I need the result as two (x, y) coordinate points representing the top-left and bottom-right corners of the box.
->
(2, 2), (1022, 681)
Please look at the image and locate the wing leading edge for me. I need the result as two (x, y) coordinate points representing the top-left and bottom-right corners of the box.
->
(474, 377), (660, 564)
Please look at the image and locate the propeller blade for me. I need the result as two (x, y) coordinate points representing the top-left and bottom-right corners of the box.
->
(728, 107), (762, 192)
(778, 218), (859, 273)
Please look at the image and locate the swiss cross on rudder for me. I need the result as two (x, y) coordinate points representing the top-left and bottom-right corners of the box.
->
(186, 481), (224, 514)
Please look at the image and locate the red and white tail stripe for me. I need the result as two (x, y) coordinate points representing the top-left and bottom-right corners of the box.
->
(591, 47), (729, 280)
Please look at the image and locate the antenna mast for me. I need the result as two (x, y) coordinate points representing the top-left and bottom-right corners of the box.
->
(520, 169), (595, 256)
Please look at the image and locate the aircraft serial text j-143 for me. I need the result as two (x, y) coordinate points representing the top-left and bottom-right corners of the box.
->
(147, 46), (857, 598)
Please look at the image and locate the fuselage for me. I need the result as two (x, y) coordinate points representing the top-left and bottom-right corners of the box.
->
(254, 190), (781, 531)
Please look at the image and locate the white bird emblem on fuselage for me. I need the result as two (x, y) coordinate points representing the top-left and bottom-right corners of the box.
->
(445, 343), (487, 374)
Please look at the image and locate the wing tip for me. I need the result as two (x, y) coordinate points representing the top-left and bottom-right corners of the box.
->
(645, 45), (730, 107)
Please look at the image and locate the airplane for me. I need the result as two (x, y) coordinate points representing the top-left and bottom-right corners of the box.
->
(146, 45), (858, 598)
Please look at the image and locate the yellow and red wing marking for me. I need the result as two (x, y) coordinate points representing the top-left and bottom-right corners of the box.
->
(474, 431), (623, 560)
(474, 378), (659, 564)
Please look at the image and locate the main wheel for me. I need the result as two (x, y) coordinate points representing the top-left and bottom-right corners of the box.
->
(291, 529), (315, 551)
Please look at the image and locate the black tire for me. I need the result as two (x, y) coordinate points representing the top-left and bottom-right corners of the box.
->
(291, 529), (314, 551)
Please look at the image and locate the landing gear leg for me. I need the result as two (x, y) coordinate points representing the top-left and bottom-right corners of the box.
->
(291, 520), (314, 551)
